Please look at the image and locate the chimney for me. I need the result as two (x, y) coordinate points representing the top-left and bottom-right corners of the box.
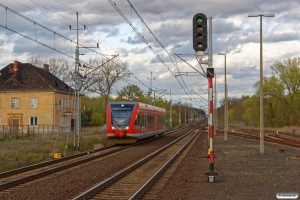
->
(9, 60), (20, 73)
(44, 64), (49, 72)
(13, 60), (19, 72)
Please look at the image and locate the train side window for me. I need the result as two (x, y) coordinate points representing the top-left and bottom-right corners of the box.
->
(134, 115), (140, 125)
(134, 113), (145, 129)
(141, 114), (145, 127)
(158, 115), (164, 126)
(147, 115), (154, 127)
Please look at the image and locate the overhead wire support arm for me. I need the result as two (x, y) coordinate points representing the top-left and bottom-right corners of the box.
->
(175, 72), (199, 77)
(84, 54), (119, 77)
(108, 0), (195, 101)
(195, 51), (209, 75)
(174, 53), (206, 77)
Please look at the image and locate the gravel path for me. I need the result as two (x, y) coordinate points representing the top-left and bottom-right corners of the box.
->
(158, 131), (300, 200)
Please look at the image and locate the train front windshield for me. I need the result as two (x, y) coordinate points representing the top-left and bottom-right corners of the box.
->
(110, 103), (135, 126)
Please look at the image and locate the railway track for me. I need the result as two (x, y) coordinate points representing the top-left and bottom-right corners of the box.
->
(73, 125), (203, 200)
(0, 126), (187, 193)
(218, 129), (300, 148)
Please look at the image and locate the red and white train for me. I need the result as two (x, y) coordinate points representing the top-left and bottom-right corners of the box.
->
(106, 101), (166, 144)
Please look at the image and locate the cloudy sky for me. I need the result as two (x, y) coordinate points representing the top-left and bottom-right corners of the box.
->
(1, 0), (300, 110)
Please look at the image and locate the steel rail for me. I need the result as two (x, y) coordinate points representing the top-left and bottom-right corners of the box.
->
(0, 127), (185, 191)
(72, 125), (203, 200)
(129, 128), (200, 199)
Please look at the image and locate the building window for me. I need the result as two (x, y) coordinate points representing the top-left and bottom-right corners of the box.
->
(30, 117), (38, 125)
(60, 98), (70, 112)
(30, 98), (38, 108)
(60, 115), (70, 126)
(11, 98), (20, 108)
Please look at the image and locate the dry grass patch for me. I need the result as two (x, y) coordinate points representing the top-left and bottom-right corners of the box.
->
(0, 132), (111, 173)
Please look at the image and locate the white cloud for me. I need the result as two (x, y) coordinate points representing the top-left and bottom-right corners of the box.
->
(1, 0), (300, 108)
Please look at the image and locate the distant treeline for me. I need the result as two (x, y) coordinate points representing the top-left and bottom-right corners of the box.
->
(218, 57), (300, 128)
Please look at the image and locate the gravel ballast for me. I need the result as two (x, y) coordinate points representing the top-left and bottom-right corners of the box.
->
(157, 131), (300, 200)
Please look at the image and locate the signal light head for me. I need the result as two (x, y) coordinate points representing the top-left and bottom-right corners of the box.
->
(197, 25), (203, 32)
(197, 17), (203, 23)
(197, 34), (203, 40)
(197, 43), (204, 49)
(193, 13), (207, 52)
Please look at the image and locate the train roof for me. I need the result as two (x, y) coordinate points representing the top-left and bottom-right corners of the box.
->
(108, 101), (166, 113)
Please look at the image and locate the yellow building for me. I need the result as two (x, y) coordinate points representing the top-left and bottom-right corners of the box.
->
(0, 60), (78, 134)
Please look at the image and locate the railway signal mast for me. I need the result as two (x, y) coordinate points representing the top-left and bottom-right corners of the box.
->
(193, 13), (218, 182)
(70, 12), (99, 152)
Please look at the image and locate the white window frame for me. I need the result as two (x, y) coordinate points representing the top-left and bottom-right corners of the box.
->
(60, 115), (70, 126)
(30, 117), (38, 125)
(30, 98), (38, 108)
(11, 98), (20, 108)
(60, 98), (70, 112)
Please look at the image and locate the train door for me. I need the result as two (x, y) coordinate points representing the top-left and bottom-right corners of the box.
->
(139, 111), (146, 137)
(155, 112), (158, 135)
(144, 112), (147, 135)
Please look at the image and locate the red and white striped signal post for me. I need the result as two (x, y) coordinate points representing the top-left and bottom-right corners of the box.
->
(209, 75), (214, 166)
(193, 14), (217, 182)
(204, 16), (218, 183)
(205, 69), (217, 182)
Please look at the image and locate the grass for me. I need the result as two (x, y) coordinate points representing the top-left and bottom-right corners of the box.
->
(0, 132), (111, 173)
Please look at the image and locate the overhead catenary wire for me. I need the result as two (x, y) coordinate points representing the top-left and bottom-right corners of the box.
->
(173, 54), (200, 105)
(108, 0), (198, 104)
(56, 0), (153, 93)
(50, 0), (173, 94)
(0, 3), (109, 59)
(54, 0), (77, 13)
(124, 1), (208, 107)
(2, 1), (203, 106)
(27, 0), (81, 25)
(54, 0), (154, 91)
(12, 0), (70, 26)
(0, 2), (154, 101)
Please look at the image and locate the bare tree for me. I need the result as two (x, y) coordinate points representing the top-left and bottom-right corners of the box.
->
(77, 60), (101, 95)
(26, 55), (129, 106)
(27, 56), (73, 83)
(88, 58), (128, 106)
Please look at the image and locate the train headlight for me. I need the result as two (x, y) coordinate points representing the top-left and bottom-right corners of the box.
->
(112, 127), (115, 129)
(125, 126), (129, 130)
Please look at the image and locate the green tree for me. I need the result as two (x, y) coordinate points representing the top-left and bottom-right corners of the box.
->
(228, 108), (234, 123)
(243, 57), (300, 127)
(260, 76), (287, 127)
(81, 96), (106, 126)
(269, 57), (300, 125)
(116, 84), (144, 101)
(243, 95), (260, 126)
(91, 113), (104, 126)
(81, 108), (93, 126)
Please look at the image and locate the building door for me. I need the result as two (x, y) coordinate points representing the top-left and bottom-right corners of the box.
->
(12, 118), (19, 134)
(71, 118), (74, 131)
